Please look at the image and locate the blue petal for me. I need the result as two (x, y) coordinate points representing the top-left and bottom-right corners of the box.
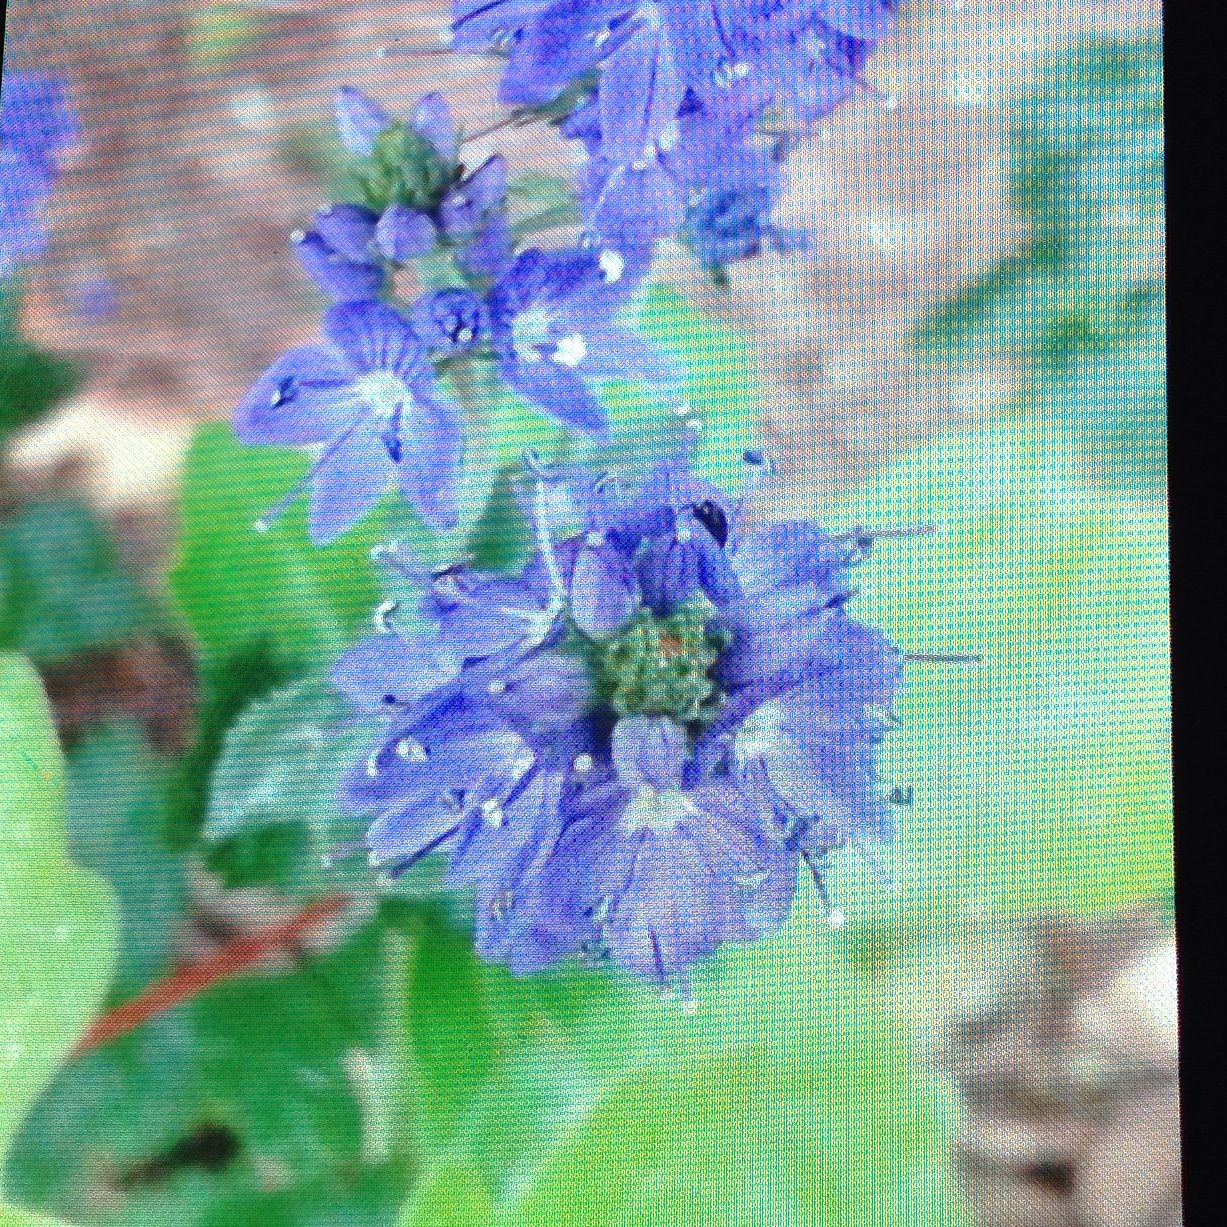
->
(331, 633), (461, 713)
(439, 155), (508, 235)
(235, 345), (355, 445)
(612, 716), (687, 790)
(459, 213), (514, 279)
(294, 229), (385, 302)
(817, 0), (894, 40)
(396, 378), (464, 529)
(374, 204), (437, 262)
(598, 21), (684, 166)
(314, 203), (380, 262)
(451, 0), (551, 48)
(335, 86), (390, 156)
(309, 423), (392, 545)
(323, 300), (424, 379)
(0, 72), (79, 166)
(503, 358), (610, 438)
(588, 160), (686, 246)
(570, 544), (639, 637)
(412, 91), (458, 160)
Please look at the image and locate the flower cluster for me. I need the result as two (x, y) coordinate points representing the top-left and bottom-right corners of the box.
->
(237, 87), (683, 544)
(1, 71), (79, 278)
(332, 445), (905, 993)
(451, 0), (895, 275)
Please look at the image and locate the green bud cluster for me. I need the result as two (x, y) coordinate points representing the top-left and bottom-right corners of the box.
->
(599, 601), (729, 726)
(355, 122), (457, 214)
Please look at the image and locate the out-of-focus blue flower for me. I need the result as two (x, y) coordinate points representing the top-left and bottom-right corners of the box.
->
(236, 301), (463, 541)
(485, 239), (684, 435)
(449, 0), (894, 261)
(1, 70), (78, 278)
(298, 87), (511, 300)
(335, 444), (905, 992)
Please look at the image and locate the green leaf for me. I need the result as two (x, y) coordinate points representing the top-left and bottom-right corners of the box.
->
(816, 416), (1172, 950)
(201, 676), (448, 900)
(5, 923), (409, 1226)
(0, 655), (119, 1191)
(399, 1163), (494, 1227)
(169, 425), (382, 664)
(0, 1204), (81, 1227)
(0, 285), (83, 447)
(65, 723), (187, 998)
(0, 499), (160, 665)
(202, 677), (373, 894)
(163, 640), (300, 851)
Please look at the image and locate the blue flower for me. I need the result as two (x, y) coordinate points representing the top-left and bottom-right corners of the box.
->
(236, 301), (463, 542)
(1, 71), (78, 277)
(298, 88), (510, 300)
(335, 446), (906, 991)
(484, 239), (684, 435)
(448, 0), (894, 258)
(409, 287), (489, 355)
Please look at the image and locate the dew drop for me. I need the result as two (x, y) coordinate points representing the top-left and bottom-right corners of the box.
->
(584, 530), (605, 549)
(573, 752), (594, 773)
(253, 518), (270, 534)
(490, 888), (515, 920)
(481, 798), (505, 828)
(365, 751), (381, 778)
(826, 907), (846, 931)
(487, 678), (508, 695)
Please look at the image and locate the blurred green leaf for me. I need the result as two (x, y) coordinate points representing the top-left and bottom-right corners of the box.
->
(0, 284), (83, 447)
(65, 722), (187, 998)
(0, 654), (119, 1201)
(163, 640), (299, 851)
(201, 676), (376, 895)
(399, 1163), (494, 1227)
(170, 425), (382, 664)
(201, 676), (449, 901)
(0, 499), (160, 665)
(816, 416), (1172, 948)
(913, 36), (1164, 496)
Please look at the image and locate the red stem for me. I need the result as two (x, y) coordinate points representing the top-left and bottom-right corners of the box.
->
(72, 894), (351, 1058)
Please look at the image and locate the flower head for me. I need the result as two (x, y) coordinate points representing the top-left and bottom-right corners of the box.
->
(449, 0), (896, 265)
(484, 237), (685, 435)
(236, 301), (463, 542)
(336, 445), (906, 992)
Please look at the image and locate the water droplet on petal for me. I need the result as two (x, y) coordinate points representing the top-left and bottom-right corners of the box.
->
(491, 888), (515, 920)
(487, 679), (508, 695)
(365, 751), (382, 778)
(253, 518), (270, 534)
(573, 753), (594, 773)
(585, 530), (606, 549)
(481, 798), (505, 828)
(826, 907), (846, 931)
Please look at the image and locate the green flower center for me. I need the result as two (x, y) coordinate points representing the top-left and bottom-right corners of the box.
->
(598, 601), (729, 726)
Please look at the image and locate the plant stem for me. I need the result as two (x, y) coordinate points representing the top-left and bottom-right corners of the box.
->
(72, 893), (352, 1058)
